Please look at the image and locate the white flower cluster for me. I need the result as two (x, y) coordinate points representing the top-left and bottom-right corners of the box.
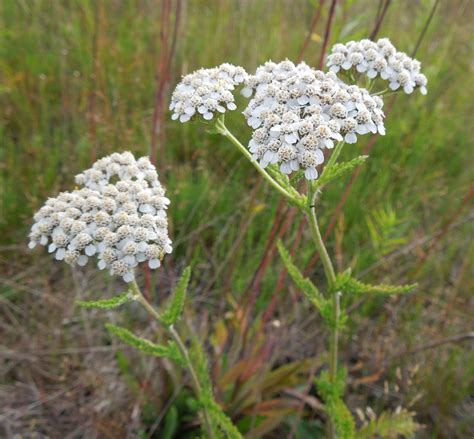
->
(29, 152), (172, 283)
(170, 63), (247, 122)
(326, 38), (428, 95)
(242, 60), (385, 180)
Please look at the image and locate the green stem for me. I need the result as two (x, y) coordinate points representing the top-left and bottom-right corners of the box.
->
(215, 118), (295, 202)
(319, 141), (345, 184)
(306, 185), (339, 439)
(129, 279), (214, 438)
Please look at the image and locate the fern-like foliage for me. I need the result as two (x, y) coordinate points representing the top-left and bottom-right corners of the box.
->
(277, 240), (327, 312)
(160, 266), (192, 326)
(357, 409), (420, 439)
(76, 292), (132, 309)
(316, 368), (356, 439)
(105, 323), (184, 365)
(190, 335), (243, 438)
(333, 270), (417, 296)
(316, 156), (368, 189)
(366, 205), (408, 257)
(317, 370), (355, 438)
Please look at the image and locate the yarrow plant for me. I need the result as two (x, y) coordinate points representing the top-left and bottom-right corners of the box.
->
(30, 37), (426, 438)
(166, 37), (425, 438)
(29, 151), (239, 438)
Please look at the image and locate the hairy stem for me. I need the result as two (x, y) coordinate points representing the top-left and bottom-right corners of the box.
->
(306, 184), (339, 439)
(129, 279), (214, 438)
(215, 118), (295, 202)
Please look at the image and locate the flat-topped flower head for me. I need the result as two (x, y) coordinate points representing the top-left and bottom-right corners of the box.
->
(326, 38), (428, 95)
(242, 60), (385, 180)
(170, 63), (248, 122)
(29, 152), (172, 283)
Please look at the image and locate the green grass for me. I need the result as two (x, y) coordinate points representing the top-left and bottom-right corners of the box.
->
(1, 0), (473, 437)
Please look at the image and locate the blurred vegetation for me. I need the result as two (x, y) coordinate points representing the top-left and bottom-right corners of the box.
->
(1, 0), (473, 437)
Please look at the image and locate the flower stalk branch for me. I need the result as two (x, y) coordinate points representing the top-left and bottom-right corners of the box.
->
(215, 117), (297, 203)
(129, 279), (214, 438)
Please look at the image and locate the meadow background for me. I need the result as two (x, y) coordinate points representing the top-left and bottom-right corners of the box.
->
(1, 0), (473, 437)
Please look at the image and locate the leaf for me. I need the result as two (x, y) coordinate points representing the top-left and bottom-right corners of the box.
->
(317, 156), (368, 188)
(316, 368), (356, 439)
(357, 409), (420, 439)
(277, 240), (326, 312)
(161, 405), (179, 439)
(190, 334), (243, 438)
(76, 292), (132, 309)
(327, 398), (356, 439)
(333, 270), (417, 296)
(207, 400), (243, 439)
(105, 324), (184, 365)
(160, 266), (191, 326)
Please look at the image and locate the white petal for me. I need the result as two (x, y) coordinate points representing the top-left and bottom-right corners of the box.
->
(55, 248), (66, 260)
(304, 168), (318, 180)
(356, 124), (369, 135)
(148, 259), (160, 269)
(123, 272), (134, 283)
(280, 162), (292, 174)
(85, 244), (96, 256)
(98, 260), (107, 270)
(345, 132), (357, 144)
(315, 149), (325, 165)
(28, 241), (37, 249)
(367, 69), (377, 79)
(48, 243), (57, 253)
(403, 84), (414, 94)
(227, 102), (237, 110)
(77, 255), (88, 266)
(241, 87), (252, 98)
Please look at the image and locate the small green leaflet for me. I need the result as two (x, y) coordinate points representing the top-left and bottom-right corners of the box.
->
(316, 368), (356, 439)
(277, 240), (326, 312)
(333, 270), (417, 296)
(105, 324), (184, 365)
(76, 292), (132, 309)
(316, 156), (368, 189)
(160, 266), (191, 326)
(357, 408), (420, 439)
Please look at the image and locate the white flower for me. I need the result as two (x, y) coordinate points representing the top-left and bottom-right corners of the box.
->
(242, 60), (385, 180)
(29, 152), (172, 283)
(170, 63), (248, 122)
(326, 38), (428, 95)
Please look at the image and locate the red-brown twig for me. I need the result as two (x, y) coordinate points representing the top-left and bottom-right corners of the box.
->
(388, 332), (474, 362)
(87, 1), (101, 162)
(150, 0), (182, 172)
(411, 0), (440, 57)
(297, 0), (326, 63)
(318, 0), (338, 69)
(147, 0), (181, 297)
(369, 0), (391, 40)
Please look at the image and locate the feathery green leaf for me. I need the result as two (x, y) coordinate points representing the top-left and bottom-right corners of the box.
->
(316, 368), (355, 439)
(160, 266), (192, 326)
(105, 324), (184, 365)
(334, 270), (417, 296)
(76, 292), (132, 309)
(316, 156), (368, 189)
(190, 334), (243, 438)
(357, 409), (420, 439)
(277, 240), (326, 312)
